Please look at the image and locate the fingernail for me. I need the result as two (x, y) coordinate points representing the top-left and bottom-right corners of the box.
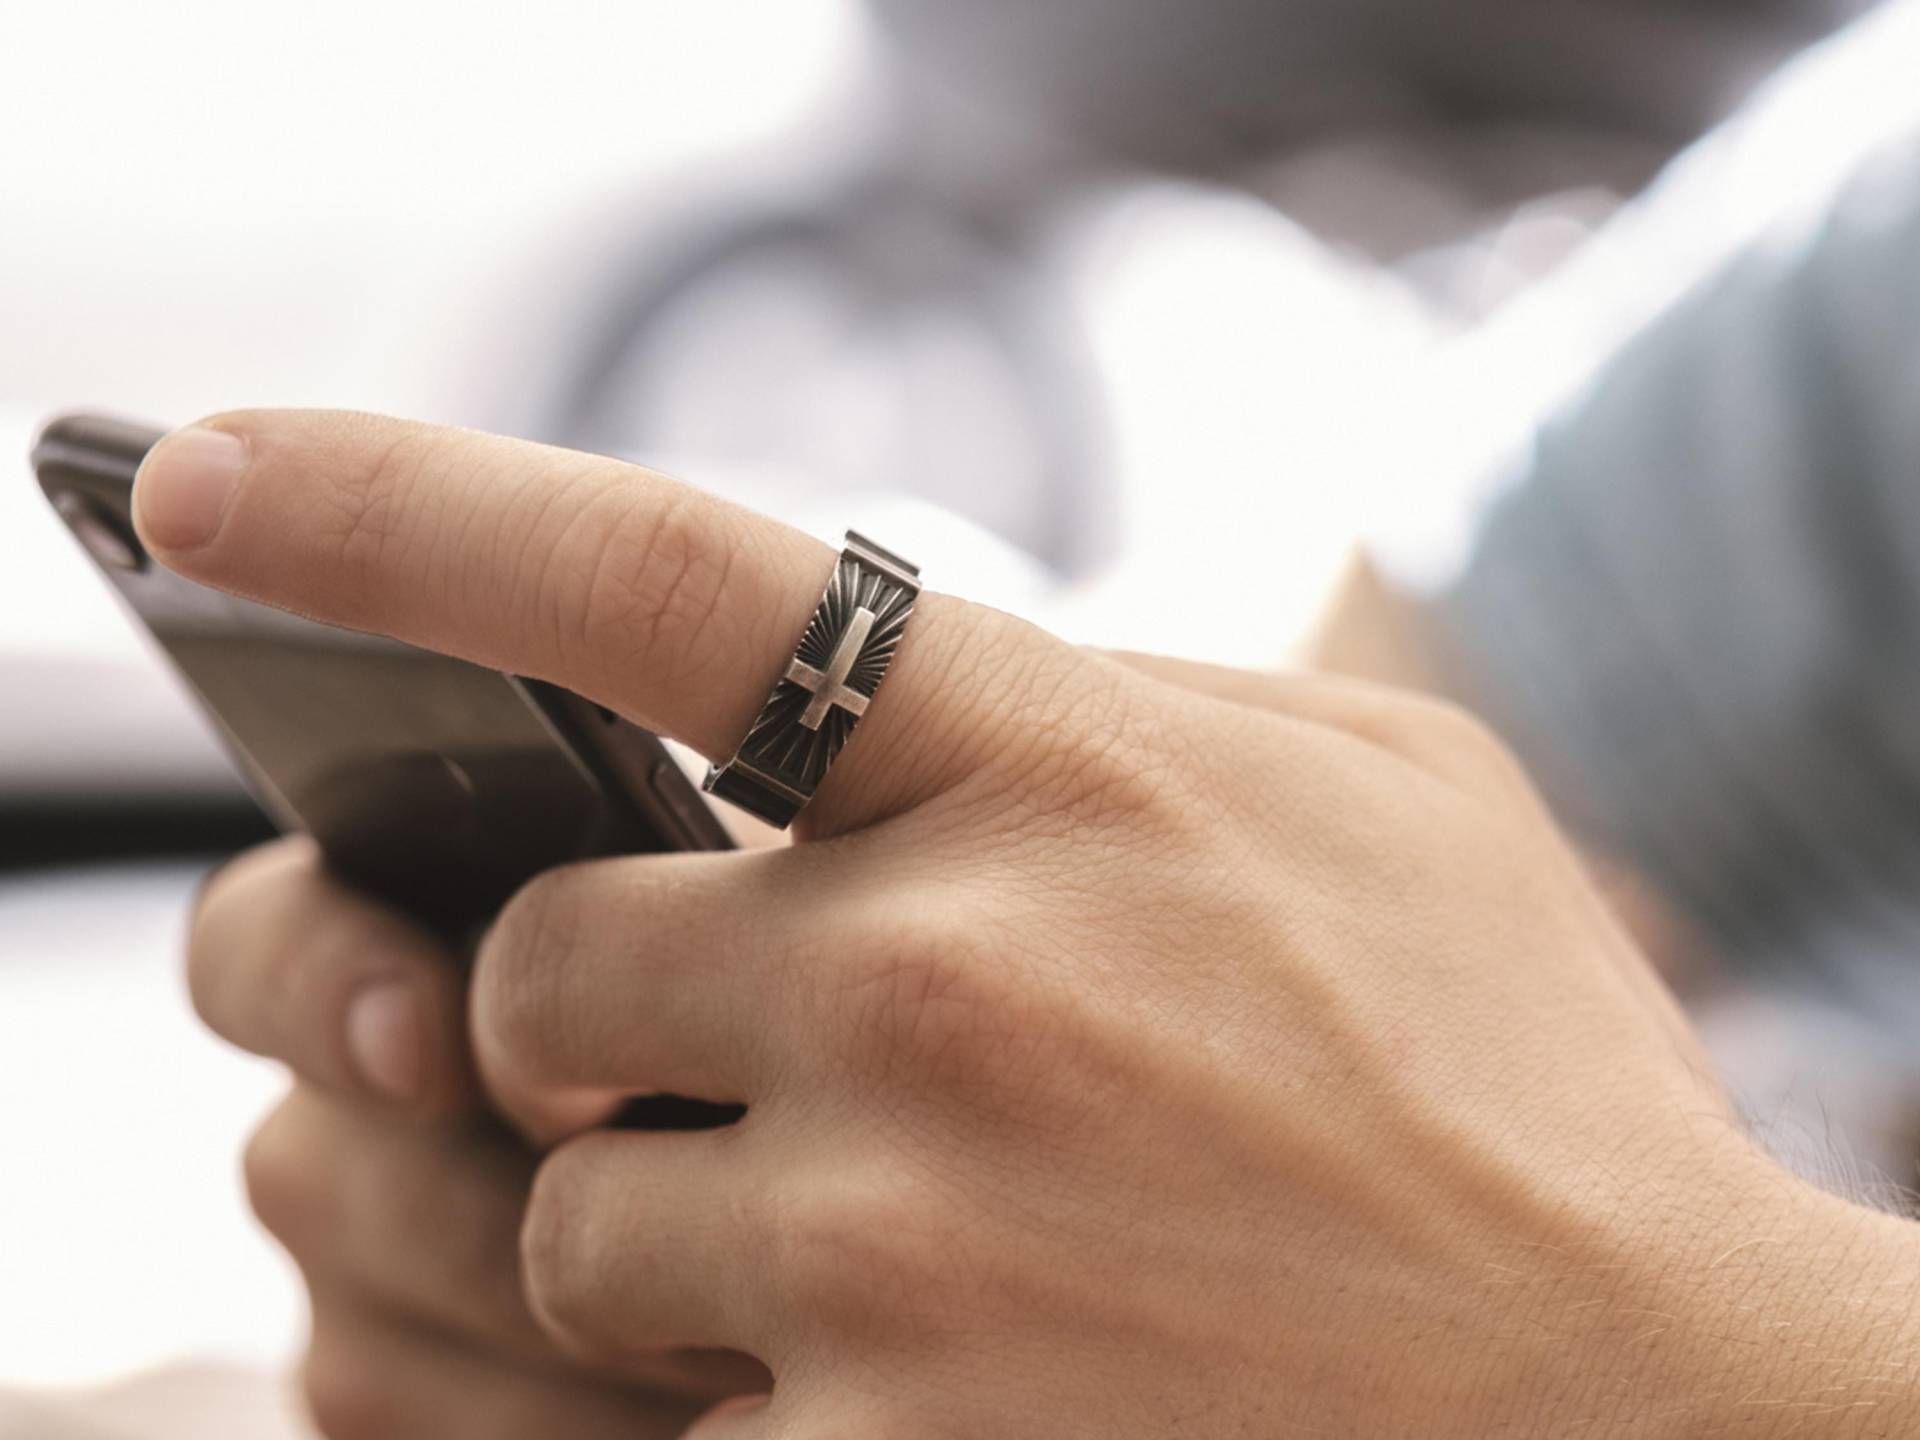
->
(345, 980), (426, 1103)
(134, 426), (249, 550)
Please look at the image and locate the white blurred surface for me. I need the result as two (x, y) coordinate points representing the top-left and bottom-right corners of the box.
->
(0, 863), (296, 1388)
(0, 1), (870, 427)
(1053, 186), (1428, 660)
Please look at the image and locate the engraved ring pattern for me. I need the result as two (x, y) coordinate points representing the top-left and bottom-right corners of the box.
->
(703, 531), (921, 828)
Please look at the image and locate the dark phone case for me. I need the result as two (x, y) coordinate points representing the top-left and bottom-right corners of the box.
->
(33, 411), (732, 933)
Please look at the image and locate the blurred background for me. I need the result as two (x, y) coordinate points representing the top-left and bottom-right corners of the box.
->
(9, 0), (1920, 1421)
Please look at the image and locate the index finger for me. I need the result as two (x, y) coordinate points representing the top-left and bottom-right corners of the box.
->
(133, 410), (1061, 835)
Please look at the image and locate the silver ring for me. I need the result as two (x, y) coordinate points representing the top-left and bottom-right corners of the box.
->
(703, 531), (921, 828)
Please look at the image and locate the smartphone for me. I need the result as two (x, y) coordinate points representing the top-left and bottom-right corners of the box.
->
(33, 411), (733, 933)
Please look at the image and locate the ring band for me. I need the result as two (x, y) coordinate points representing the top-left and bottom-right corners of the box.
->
(703, 531), (921, 828)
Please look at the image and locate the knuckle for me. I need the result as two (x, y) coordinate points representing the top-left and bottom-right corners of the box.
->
(850, 927), (999, 1079)
(774, 1171), (932, 1340)
(831, 903), (1062, 1105)
(1005, 674), (1206, 841)
(182, 843), (281, 1032)
(475, 869), (584, 1077)
(519, 1140), (619, 1358)
(1392, 693), (1496, 750)
(1379, 694), (1528, 791)
(243, 1094), (333, 1256)
(1048, 737), (1156, 823)
(182, 903), (235, 1035)
(301, 1331), (391, 1440)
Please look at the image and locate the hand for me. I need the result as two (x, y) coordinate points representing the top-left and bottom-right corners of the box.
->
(1306, 553), (1716, 988)
(187, 836), (768, 1438)
(143, 412), (1920, 1438)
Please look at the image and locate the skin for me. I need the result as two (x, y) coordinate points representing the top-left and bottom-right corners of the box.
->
(145, 411), (1920, 1438)
(190, 838), (771, 1437)
(1306, 553), (1716, 987)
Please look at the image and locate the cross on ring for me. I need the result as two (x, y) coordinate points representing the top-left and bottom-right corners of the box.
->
(787, 606), (876, 730)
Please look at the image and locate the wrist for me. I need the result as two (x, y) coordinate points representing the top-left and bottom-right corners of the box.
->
(1631, 1157), (1920, 1438)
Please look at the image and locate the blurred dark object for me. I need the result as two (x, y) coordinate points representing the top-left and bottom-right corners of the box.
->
(0, 800), (272, 872)
(872, 0), (1877, 248)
